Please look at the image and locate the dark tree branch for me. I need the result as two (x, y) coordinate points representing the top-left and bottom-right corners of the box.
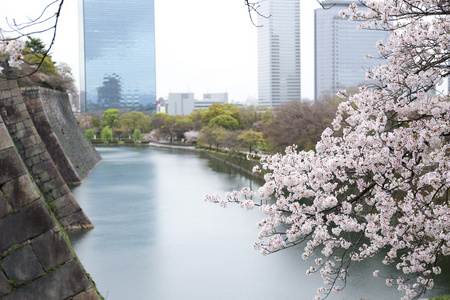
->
(244, 0), (270, 27)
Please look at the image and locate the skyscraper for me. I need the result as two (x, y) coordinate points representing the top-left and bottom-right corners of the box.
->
(258, 0), (301, 107)
(80, 0), (156, 111)
(315, 0), (389, 100)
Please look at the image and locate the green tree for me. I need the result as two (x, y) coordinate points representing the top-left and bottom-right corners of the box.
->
(85, 129), (95, 139)
(102, 109), (120, 129)
(90, 117), (101, 128)
(198, 127), (215, 150)
(160, 115), (178, 143)
(119, 111), (151, 134)
(23, 52), (57, 76)
(209, 114), (239, 130)
(240, 105), (272, 129)
(101, 126), (113, 139)
(211, 126), (227, 150)
(133, 129), (142, 140)
(201, 104), (228, 125)
(237, 130), (265, 153)
(151, 113), (169, 130)
(201, 103), (243, 128)
(222, 103), (242, 127)
(173, 117), (194, 141)
(25, 37), (46, 55)
(187, 110), (204, 130)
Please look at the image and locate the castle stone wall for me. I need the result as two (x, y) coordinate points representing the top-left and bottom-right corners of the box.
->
(21, 88), (101, 186)
(0, 112), (101, 300)
(0, 80), (92, 231)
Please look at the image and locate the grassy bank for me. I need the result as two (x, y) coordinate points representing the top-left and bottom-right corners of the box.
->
(198, 148), (263, 179)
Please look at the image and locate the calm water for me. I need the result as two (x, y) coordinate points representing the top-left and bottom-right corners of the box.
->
(69, 146), (450, 300)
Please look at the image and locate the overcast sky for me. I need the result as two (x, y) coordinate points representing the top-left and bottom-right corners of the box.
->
(1, 0), (322, 102)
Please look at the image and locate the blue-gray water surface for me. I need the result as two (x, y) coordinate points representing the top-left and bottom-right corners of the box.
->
(69, 146), (450, 300)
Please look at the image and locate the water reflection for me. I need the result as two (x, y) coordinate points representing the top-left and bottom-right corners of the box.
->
(69, 146), (450, 300)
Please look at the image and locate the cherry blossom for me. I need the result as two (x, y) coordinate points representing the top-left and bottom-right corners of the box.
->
(207, 1), (450, 299)
(0, 37), (25, 72)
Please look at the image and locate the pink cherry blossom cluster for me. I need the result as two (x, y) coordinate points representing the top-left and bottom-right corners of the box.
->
(207, 1), (450, 299)
(0, 37), (25, 72)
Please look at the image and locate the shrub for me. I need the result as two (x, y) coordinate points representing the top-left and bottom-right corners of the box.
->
(85, 129), (95, 139)
(101, 126), (113, 139)
(133, 129), (142, 140)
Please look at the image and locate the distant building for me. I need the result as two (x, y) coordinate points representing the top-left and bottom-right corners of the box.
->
(80, 0), (156, 111)
(166, 92), (231, 115)
(203, 93), (228, 102)
(258, 0), (301, 107)
(156, 97), (167, 114)
(195, 92), (228, 110)
(314, 0), (389, 100)
(194, 99), (226, 110)
(168, 93), (195, 116)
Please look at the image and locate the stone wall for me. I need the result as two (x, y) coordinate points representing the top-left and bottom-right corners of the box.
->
(21, 88), (101, 186)
(0, 80), (92, 231)
(0, 112), (101, 299)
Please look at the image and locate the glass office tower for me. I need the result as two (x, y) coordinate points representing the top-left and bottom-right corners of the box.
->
(314, 0), (389, 100)
(258, 0), (301, 107)
(80, 0), (156, 111)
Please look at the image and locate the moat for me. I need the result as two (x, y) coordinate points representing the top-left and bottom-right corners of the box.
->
(68, 146), (450, 300)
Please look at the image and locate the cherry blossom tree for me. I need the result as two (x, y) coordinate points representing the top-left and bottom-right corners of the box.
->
(1, 0), (64, 78)
(207, 1), (450, 299)
(184, 130), (199, 144)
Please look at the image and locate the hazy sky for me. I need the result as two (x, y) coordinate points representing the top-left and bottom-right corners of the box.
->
(1, 0), (322, 102)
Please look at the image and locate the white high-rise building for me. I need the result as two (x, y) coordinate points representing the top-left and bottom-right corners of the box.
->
(315, 0), (389, 100)
(168, 93), (195, 116)
(258, 0), (301, 107)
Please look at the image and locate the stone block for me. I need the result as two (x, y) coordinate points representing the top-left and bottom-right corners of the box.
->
(14, 121), (24, 131)
(56, 203), (79, 218)
(1, 90), (12, 100)
(40, 152), (51, 161)
(7, 111), (29, 125)
(47, 167), (60, 180)
(1, 174), (40, 211)
(0, 148), (26, 185)
(5, 96), (22, 107)
(3, 259), (95, 300)
(0, 269), (11, 296)
(50, 187), (64, 200)
(24, 143), (46, 159)
(22, 118), (32, 128)
(31, 155), (41, 165)
(72, 288), (100, 300)
(31, 229), (74, 271)
(42, 177), (65, 193)
(0, 201), (54, 252)
(79, 219), (94, 230)
(52, 193), (74, 211)
(38, 171), (50, 183)
(2, 245), (44, 285)
(59, 210), (89, 229)
(30, 157), (53, 176)
(10, 87), (21, 97)
(21, 135), (37, 148)
(14, 127), (34, 140)
(0, 122), (13, 151)
(0, 194), (13, 219)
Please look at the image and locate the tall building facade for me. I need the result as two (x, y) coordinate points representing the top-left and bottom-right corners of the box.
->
(315, 0), (389, 100)
(80, 0), (156, 111)
(168, 93), (195, 116)
(258, 0), (301, 107)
